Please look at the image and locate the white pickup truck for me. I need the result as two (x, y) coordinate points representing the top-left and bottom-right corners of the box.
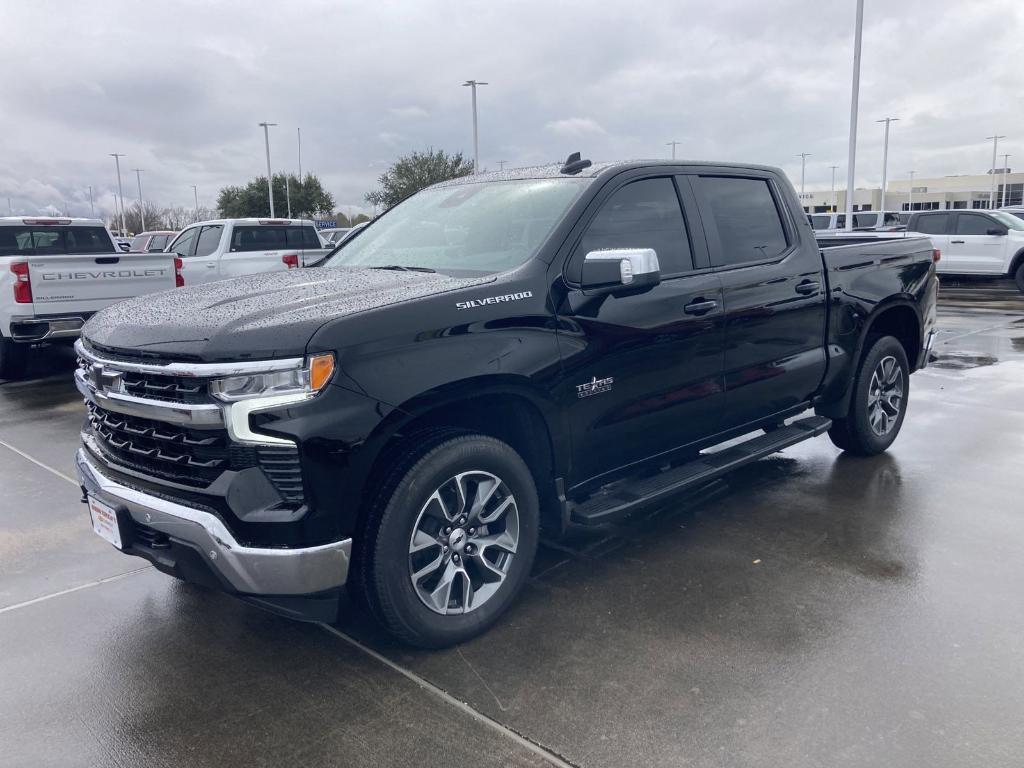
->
(0, 217), (176, 379)
(166, 218), (333, 287)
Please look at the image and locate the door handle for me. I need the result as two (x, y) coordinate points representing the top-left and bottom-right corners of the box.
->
(951, 239), (965, 244)
(683, 299), (718, 315)
(795, 280), (820, 295)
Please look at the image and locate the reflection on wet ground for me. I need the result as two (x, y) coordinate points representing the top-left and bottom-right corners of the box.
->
(2, 283), (1024, 767)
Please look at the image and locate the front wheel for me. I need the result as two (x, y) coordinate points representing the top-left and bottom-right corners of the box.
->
(828, 335), (910, 456)
(358, 433), (539, 648)
(1014, 261), (1024, 294)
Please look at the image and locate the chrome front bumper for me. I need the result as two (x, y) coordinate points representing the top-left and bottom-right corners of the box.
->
(76, 449), (351, 597)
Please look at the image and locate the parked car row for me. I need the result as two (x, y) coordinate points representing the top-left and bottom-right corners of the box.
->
(808, 210), (905, 232)
(0, 216), (337, 378)
(816, 209), (1024, 292)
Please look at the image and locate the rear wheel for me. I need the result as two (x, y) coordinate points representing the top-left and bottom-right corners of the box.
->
(827, 335), (909, 456)
(358, 433), (539, 648)
(0, 338), (29, 380)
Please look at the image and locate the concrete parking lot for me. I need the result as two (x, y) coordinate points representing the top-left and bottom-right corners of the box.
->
(2, 282), (1023, 768)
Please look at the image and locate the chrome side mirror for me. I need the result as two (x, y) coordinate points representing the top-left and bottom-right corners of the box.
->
(580, 248), (660, 293)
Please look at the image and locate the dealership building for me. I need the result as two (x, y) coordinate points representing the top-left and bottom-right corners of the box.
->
(797, 170), (1024, 213)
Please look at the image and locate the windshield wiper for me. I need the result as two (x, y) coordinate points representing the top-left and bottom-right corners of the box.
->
(369, 265), (437, 273)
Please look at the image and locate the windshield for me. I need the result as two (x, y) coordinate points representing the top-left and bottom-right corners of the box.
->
(991, 211), (1024, 230)
(325, 179), (586, 275)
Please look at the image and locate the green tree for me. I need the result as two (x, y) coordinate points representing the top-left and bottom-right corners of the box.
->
(365, 149), (473, 209)
(217, 173), (335, 218)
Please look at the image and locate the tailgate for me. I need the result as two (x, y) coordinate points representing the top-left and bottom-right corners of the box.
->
(28, 253), (176, 315)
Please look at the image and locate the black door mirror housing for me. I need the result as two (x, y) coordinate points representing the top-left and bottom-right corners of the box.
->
(580, 248), (661, 295)
(987, 227), (1007, 236)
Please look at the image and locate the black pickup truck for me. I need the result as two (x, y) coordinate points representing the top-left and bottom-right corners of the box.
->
(75, 156), (938, 647)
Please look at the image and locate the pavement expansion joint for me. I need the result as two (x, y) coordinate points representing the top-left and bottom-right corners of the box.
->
(319, 623), (579, 768)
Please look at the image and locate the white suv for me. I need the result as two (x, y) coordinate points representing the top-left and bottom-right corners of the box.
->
(907, 210), (1024, 292)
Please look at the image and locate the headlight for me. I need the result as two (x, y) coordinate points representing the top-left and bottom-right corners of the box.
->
(210, 353), (335, 403)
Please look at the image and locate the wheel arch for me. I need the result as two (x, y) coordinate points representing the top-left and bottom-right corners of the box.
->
(356, 375), (569, 536)
(1008, 247), (1024, 277)
(860, 299), (922, 373)
(817, 297), (922, 419)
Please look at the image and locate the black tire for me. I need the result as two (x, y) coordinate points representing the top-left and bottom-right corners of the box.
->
(827, 335), (910, 456)
(1014, 261), (1024, 294)
(0, 338), (30, 380)
(357, 433), (539, 648)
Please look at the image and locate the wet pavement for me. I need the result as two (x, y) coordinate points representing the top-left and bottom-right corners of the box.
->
(2, 281), (1023, 767)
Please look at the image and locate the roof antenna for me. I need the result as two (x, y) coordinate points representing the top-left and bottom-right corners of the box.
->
(560, 152), (592, 175)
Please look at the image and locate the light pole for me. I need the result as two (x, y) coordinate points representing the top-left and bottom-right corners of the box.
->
(986, 134), (1005, 209)
(498, 160), (508, 171)
(1001, 153), (1011, 207)
(7, 197), (11, 216)
(110, 153), (127, 236)
(907, 170), (915, 212)
(667, 141), (681, 160)
(876, 117), (899, 212)
(829, 165), (839, 211)
(285, 174), (292, 218)
(192, 185), (199, 222)
(797, 153), (811, 197)
(462, 80), (488, 173)
(845, 0), (865, 230)
(258, 122), (278, 216)
(132, 168), (146, 231)
(88, 185), (94, 217)
(297, 127), (302, 180)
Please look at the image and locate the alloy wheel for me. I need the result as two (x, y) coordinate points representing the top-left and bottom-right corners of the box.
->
(867, 355), (904, 436)
(408, 471), (520, 615)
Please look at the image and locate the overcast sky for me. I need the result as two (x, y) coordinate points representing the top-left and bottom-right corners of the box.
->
(1, 0), (1022, 220)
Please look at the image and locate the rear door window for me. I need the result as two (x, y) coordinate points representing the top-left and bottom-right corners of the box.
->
(572, 177), (694, 280)
(913, 213), (949, 235)
(231, 226), (288, 251)
(853, 213), (879, 228)
(695, 176), (789, 267)
(810, 215), (832, 230)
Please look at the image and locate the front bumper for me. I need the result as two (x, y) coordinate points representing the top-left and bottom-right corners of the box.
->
(76, 449), (351, 620)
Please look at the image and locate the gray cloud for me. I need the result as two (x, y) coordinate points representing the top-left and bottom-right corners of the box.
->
(1, 0), (1022, 221)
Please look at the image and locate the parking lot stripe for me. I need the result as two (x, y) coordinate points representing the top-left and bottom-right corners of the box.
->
(0, 437), (79, 487)
(319, 624), (578, 768)
(0, 567), (151, 616)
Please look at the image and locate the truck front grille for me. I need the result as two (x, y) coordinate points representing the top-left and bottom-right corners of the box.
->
(76, 354), (210, 405)
(87, 403), (230, 486)
(86, 403), (305, 504)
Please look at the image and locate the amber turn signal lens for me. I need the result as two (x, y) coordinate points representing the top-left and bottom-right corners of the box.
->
(309, 353), (335, 391)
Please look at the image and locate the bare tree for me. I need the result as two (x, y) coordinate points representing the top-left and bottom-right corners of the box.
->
(122, 201), (166, 234)
(161, 205), (216, 229)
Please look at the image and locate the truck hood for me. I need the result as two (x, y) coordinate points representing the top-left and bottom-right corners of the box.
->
(82, 267), (492, 361)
